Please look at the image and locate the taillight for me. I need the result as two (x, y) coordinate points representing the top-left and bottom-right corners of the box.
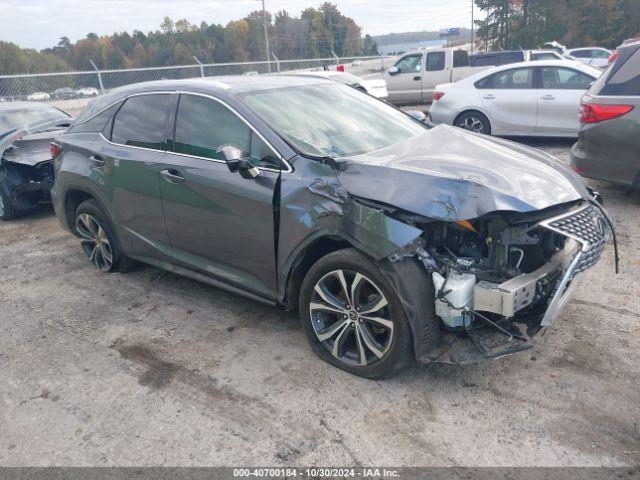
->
(579, 102), (633, 124)
(433, 91), (445, 101)
(50, 142), (62, 159)
(608, 51), (618, 64)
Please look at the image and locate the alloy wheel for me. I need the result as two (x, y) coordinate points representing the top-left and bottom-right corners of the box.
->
(76, 213), (113, 271)
(458, 116), (484, 133)
(309, 269), (394, 366)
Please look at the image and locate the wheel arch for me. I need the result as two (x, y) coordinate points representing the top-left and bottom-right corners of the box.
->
(61, 184), (111, 234)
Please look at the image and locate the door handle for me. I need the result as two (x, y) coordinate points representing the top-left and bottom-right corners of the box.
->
(160, 169), (185, 184)
(413, 76), (421, 81)
(89, 155), (105, 167)
(541, 94), (555, 100)
(482, 94), (495, 100)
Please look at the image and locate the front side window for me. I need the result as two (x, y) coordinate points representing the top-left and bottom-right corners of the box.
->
(394, 55), (422, 73)
(241, 83), (426, 158)
(591, 50), (610, 59)
(426, 52), (445, 71)
(482, 68), (534, 89)
(173, 94), (280, 168)
(541, 67), (594, 90)
(110, 94), (171, 150)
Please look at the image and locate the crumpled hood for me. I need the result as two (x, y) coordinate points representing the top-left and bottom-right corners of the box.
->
(336, 125), (589, 221)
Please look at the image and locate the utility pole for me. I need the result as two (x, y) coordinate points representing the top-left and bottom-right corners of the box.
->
(471, 0), (474, 53)
(261, 0), (271, 67)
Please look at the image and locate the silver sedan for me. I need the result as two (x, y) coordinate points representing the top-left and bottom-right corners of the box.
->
(429, 60), (602, 137)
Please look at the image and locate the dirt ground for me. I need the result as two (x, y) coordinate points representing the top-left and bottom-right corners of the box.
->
(0, 138), (638, 467)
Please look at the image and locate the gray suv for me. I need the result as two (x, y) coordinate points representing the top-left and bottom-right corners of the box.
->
(51, 75), (613, 378)
(571, 40), (640, 188)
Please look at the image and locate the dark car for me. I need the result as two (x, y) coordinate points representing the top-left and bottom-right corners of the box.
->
(469, 50), (525, 67)
(52, 88), (77, 100)
(571, 40), (640, 188)
(51, 76), (613, 378)
(0, 102), (72, 219)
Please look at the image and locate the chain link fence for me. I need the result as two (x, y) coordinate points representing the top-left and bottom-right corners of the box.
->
(0, 55), (393, 106)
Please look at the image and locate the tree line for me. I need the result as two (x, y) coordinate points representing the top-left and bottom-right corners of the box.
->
(0, 2), (379, 75)
(475, 0), (640, 50)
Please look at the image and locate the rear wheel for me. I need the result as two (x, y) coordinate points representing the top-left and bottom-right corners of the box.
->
(454, 111), (491, 135)
(299, 249), (414, 379)
(75, 199), (128, 272)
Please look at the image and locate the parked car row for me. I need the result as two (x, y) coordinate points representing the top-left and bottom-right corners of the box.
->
(24, 87), (100, 102)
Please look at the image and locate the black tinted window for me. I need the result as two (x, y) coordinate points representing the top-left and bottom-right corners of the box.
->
(453, 50), (469, 68)
(498, 51), (524, 65)
(173, 94), (280, 168)
(426, 52), (445, 71)
(111, 94), (171, 150)
(470, 55), (496, 67)
(69, 102), (122, 134)
(571, 50), (590, 58)
(541, 67), (594, 90)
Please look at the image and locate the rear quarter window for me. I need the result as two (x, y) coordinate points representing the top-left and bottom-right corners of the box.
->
(598, 47), (640, 95)
(68, 102), (123, 134)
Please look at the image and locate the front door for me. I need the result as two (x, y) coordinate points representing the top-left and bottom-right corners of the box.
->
(96, 93), (173, 264)
(536, 66), (594, 135)
(158, 93), (282, 300)
(386, 54), (423, 105)
(478, 67), (538, 135)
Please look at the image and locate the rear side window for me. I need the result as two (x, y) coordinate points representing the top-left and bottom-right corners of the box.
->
(470, 55), (496, 67)
(426, 52), (445, 71)
(69, 102), (122, 134)
(597, 47), (640, 95)
(173, 94), (280, 168)
(571, 50), (591, 58)
(540, 67), (594, 90)
(498, 51), (524, 65)
(110, 94), (172, 150)
(453, 50), (469, 68)
(476, 68), (533, 89)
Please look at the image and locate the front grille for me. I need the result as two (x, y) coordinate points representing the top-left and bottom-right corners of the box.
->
(543, 204), (608, 275)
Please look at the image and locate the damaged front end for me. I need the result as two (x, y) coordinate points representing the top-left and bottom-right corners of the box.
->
(388, 200), (614, 364)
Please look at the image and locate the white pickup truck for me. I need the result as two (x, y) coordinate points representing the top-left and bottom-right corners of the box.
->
(382, 47), (489, 104)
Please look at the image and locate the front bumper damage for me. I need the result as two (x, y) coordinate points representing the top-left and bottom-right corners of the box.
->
(418, 202), (614, 364)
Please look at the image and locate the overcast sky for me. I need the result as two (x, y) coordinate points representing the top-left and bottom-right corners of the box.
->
(1, 0), (480, 50)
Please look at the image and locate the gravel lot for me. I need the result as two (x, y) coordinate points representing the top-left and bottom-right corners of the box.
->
(0, 137), (638, 467)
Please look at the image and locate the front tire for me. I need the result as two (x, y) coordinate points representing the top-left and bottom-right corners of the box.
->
(454, 110), (491, 135)
(75, 199), (127, 272)
(299, 249), (414, 379)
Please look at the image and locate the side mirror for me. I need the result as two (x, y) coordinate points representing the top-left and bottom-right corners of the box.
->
(218, 144), (261, 179)
(388, 66), (400, 75)
(405, 110), (427, 122)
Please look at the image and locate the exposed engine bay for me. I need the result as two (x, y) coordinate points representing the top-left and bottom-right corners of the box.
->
(386, 199), (614, 362)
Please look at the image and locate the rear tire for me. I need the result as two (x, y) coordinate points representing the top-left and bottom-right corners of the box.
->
(454, 110), (492, 135)
(74, 199), (130, 272)
(299, 248), (414, 379)
(0, 179), (17, 220)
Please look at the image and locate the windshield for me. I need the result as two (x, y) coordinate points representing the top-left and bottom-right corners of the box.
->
(241, 83), (426, 158)
(0, 105), (70, 135)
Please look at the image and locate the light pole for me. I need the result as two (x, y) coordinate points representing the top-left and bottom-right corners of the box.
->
(261, 0), (271, 66)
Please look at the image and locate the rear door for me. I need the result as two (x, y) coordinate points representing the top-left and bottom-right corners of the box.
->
(158, 93), (282, 300)
(385, 53), (423, 104)
(96, 93), (173, 264)
(536, 66), (594, 135)
(422, 51), (449, 101)
(478, 67), (538, 134)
